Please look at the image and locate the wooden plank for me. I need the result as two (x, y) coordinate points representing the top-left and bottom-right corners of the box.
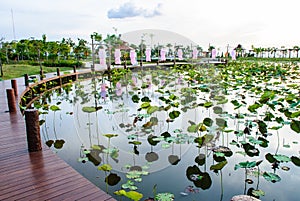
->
(0, 74), (115, 201)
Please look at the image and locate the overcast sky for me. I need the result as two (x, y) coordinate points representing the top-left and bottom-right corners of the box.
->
(1, 0), (300, 51)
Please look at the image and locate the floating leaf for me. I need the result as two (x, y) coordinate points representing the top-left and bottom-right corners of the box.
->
(273, 154), (291, 162)
(125, 191), (143, 201)
(210, 160), (228, 171)
(39, 119), (45, 126)
(169, 110), (180, 119)
(290, 120), (300, 133)
(263, 172), (281, 183)
(257, 120), (267, 134)
(147, 106), (159, 114)
(50, 105), (61, 111)
(188, 124), (199, 133)
(54, 139), (65, 149)
(105, 173), (121, 186)
(234, 161), (256, 170)
(141, 102), (150, 109)
(203, 118), (213, 127)
(252, 189), (265, 197)
(248, 102), (262, 113)
(98, 164), (112, 171)
(216, 118), (227, 127)
(291, 156), (300, 166)
(203, 101), (213, 108)
(132, 94), (140, 103)
(82, 106), (96, 113)
(213, 106), (223, 114)
(103, 134), (118, 138)
(155, 193), (174, 201)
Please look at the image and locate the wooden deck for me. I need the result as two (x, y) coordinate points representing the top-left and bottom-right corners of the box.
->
(0, 75), (116, 201)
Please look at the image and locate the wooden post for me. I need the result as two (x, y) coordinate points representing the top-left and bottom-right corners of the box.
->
(11, 79), (18, 96)
(6, 89), (17, 113)
(25, 109), (42, 152)
(56, 68), (62, 86)
(56, 67), (60, 76)
(73, 66), (78, 81)
(24, 74), (29, 87)
(40, 69), (44, 80)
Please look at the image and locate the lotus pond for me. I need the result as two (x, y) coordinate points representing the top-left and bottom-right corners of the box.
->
(34, 61), (300, 201)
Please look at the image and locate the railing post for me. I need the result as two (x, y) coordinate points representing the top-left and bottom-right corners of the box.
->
(73, 66), (78, 81)
(56, 68), (62, 86)
(40, 69), (44, 80)
(6, 88), (17, 113)
(25, 109), (42, 152)
(24, 74), (29, 87)
(56, 67), (60, 76)
(11, 79), (18, 97)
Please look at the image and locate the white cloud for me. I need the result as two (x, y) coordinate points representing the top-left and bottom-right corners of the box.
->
(107, 2), (162, 19)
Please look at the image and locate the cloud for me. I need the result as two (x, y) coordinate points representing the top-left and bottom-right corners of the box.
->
(107, 2), (161, 19)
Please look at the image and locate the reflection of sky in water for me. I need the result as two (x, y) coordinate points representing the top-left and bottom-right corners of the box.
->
(39, 71), (300, 201)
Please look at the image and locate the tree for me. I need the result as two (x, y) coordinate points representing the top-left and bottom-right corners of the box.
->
(73, 38), (89, 66)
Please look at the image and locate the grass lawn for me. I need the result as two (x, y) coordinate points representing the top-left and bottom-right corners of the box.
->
(0, 64), (73, 80)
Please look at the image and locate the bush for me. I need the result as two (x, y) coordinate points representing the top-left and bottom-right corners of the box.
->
(43, 60), (83, 67)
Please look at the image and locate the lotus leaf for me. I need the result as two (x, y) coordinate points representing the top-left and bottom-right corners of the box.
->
(290, 120), (300, 133)
(50, 105), (61, 111)
(98, 164), (112, 171)
(210, 160), (228, 171)
(263, 172), (281, 183)
(234, 161), (256, 170)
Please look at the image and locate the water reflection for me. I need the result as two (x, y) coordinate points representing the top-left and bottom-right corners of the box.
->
(34, 63), (300, 201)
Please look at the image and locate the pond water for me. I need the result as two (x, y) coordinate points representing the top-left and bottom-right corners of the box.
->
(34, 62), (300, 201)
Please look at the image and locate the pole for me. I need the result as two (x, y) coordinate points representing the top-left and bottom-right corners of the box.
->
(25, 109), (42, 152)
(91, 37), (95, 71)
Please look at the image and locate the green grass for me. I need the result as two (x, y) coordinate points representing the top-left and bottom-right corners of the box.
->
(1, 64), (73, 80)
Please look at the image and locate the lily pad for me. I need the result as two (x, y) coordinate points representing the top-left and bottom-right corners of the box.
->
(263, 172), (281, 183)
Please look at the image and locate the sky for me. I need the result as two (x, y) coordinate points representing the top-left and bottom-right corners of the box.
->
(1, 0), (300, 52)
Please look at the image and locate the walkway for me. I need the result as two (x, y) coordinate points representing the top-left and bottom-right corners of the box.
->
(0, 74), (116, 201)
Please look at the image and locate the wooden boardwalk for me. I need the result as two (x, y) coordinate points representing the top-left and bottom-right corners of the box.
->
(0, 75), (116, 201)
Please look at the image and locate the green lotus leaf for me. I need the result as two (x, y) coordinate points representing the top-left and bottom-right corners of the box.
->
(132, 94), (140, 103)
(259, 91), (275, 104)
(141, 96), (151, 102)
(50, 105), (61, 111)
(252, 189), (265, 197)
(141, 102), (150, 109)
(155, 193), (174, 201)
(248, 102), (262, 113)
(82, 106), (96, 113)
(210, 160), (228, 171)
(147, 106), (159, 114)
(169, 110), (180, 119)
(234, 161), (256, 170)
(290, 120), (300, 133)
(203, 101), (213, 108)
(98, 163), (112, 171)
(263, 172), (281, 183)
(213, 106), (223, 114)
(203, 118), (213, 127)
(291, 156), (300, 166)
(103, 134), (118, 138)
(273, 154), (291, 162)
(216, 118), (227, 127)
(105, 173), (121, 186)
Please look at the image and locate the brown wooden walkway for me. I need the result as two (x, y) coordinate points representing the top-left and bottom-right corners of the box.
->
(0, 75), (116, 201)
